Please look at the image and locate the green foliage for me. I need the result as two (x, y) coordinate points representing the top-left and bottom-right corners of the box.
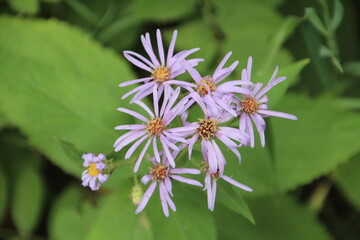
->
(8, 0), (39, 15)
(11, 167), (44, 238)
(0, 16), (135, 176)
(334, 153), (360, 209)
(215, 195), (332, 240)
(0, 170), (7, 223)
(146, 186), (217, 240)
(48, 185), (88, 240)
(272, 95), (360, 192)
(130, 0), (196, 22)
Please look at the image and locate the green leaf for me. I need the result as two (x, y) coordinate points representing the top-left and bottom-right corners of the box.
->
(11, 167), (44, 238)
(8, 0), (39, 15)
(165, 20), (217, 73)
(331, 0), (344, 31)
(0, 16), (135, 176)
(272, 94), (360, 192)
(259, 16), (303, 75)
(0, 170), (7, 223)
(217, 183), (255, 224)
(305, 8), (328, 37)
(343, 61), (360, 77)
(334, 152), (360, 209)
(252, 59), (310, 108)
(85, 179), (153, 240)
(319, 45), (343, 72)
(145, 185), (217, 240)
(215, 195), (331, 240)
(130, 0), (196, 22)
(48, 185), (88, 240)
(214, 0), (294, 75)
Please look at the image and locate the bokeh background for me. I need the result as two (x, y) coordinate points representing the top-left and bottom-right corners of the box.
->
(0, 0), (360, 239)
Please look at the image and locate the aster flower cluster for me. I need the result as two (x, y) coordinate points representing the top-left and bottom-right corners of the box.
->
(81, 29), (297, 217)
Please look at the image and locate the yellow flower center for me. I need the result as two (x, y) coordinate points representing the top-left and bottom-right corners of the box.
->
(197, 78), (216, 96)
(88, 163), (100, 176)
(152, 66), (171, 82)
(197, 119), (218, 140)
(151, 165), (168, 181)
(241, 97), (258, 114)
(147, 117), (165, 136)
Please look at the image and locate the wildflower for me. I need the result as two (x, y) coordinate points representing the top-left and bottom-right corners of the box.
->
(135, 146), (203, 217)
(81, 153), (109, 191)
(120, 29), (203, 102)
(202, 162), (252, 211)
(166, 52), (252, 116)
(114, 85), (191, 172)
(169, 108), (249, 176)
(235, 57), (297, 147)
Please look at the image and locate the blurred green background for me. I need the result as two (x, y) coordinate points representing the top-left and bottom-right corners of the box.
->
(0, 0), (360, 239)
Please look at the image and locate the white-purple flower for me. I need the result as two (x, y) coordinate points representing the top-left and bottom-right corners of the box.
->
(202, 162), (252, 211)
(235, 57), (298, 147)
(114, 85), (192, 172)
(169, 110), (249, 176)
(120, 29), (203, 102)
(81, 153), (109, 191)
(166, 52), (252, 116)
(135, 147), (203, 217)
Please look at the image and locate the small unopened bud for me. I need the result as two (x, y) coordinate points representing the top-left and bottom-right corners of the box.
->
(130, 184), (144, 206)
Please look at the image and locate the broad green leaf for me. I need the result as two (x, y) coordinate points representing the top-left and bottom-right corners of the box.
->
(334, 153), (360, 209)
(215, 195), (331, 240)
(85, 179), (153, 240)
(0, 170), (7, 223)
(272, 94), (360, 192)
(0, 17), (135, 176)
(9, 0), (39, 15)
(11, 167), (44, 238)
(130, 0), (196, 22)
(331, 0), (344, 31)
(165, 20), (217, 73)
(48, 185), (88, 240)
(305, 8), (328, 37)
(217, 183), (255, 224)
(145, 185), (217, 240)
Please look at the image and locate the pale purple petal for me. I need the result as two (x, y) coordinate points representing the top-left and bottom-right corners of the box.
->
(156, 29), (165, 65)
(135, 182), (157, 214)
(170, 175), (203, 187)
(119, 77), (152, 87)
(159, 182), (169, 217)
(258, 109), (297, 120)
(125, 135), (148, 159)
(221, 175), (253, 192)
(141, 174), (152, 184)
(115, 124), (147, 130)
(117, 108), (149, 123)
(170, 168), (201, 175)
(134, 138), (152, 172)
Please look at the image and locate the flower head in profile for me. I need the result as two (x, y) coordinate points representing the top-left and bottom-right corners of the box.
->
(235, 57), (297, 147)
(169, 107), (249, 176)
(167, 52), (252, 116)
(81, 153), (109, 191)
(120, 29), (203, 102)
(114, 86), (192, 172)
(201, 161), (252, 211)
(135, 146), (203, 217)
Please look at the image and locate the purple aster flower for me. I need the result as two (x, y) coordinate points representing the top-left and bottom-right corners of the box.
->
(120, 29), (203, 102)
(168, 109), (249, 176)
(135, 146), (203, 217)
(81, 153), (108, 191)
(202, 162), (252, 211)
(114, 85), (191, 172)
(235, 57), (298, 147)
(165, 52), (252, 116)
